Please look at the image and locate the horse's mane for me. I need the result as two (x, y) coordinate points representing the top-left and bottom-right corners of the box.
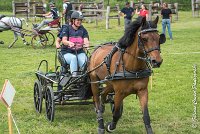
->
(89, 17), (158, 57)
(118, 16), (157, 48)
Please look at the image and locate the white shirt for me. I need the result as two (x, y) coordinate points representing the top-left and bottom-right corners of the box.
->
(63, 2), (70, 10)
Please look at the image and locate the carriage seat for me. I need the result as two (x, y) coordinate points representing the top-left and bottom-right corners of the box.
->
(58, 50), (69, 70)
(48, 17), (61, 28)
(57, 50), (87, 76)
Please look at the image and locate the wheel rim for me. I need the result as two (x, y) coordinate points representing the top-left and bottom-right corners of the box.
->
(31, 35), (47, 49)
(45, 32), (55, 46)
(45, 86), (55, 122)
(34, 80), (43, 113)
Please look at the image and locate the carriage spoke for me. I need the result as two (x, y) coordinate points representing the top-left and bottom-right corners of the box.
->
(31, 35), (47, 49)
(45, 32), (55, 46)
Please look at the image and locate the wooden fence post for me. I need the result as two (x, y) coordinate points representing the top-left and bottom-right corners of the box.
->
(148, 4), (152, 21)
(160, 0), (163, 5)
(106, 6), (110, 29)
(174, 3), (178, 20)
(12, 1), (16, 17)
(116, 4), (120, 26)
(192, 0), (195, 17)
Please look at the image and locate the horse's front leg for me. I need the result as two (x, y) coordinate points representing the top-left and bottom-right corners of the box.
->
(100, 84), (113, 113)
(138, 89), (153, 134)
(106, 92), (125, 133)
(91, 82), (105, 134)
(8, 32), (18, 48)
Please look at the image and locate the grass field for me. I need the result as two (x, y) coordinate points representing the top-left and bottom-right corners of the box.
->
(0, 12), (200, 134)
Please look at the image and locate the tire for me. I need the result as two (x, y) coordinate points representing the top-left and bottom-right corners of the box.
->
(33, 80), (43, 113)
(31, 34), (47, 49)
(45, 32), (55, 46)
(45, 86), (55, 122)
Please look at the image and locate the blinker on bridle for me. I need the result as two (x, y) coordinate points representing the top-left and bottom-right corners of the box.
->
(138, 28), (160, 54)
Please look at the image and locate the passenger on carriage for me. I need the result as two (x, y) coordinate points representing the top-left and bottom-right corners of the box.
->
(57, 11), (90, 77)
(33, 2), (59, 30)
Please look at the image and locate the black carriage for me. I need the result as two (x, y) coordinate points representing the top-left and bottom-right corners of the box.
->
(33, 48), (123, 122)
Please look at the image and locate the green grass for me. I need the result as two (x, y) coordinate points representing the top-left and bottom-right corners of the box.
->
(0, 11), (200, 133)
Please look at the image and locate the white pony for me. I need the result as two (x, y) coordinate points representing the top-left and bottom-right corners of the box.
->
(0, 15), (29, 48)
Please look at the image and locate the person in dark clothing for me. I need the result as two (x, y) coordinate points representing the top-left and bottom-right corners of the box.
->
(34, 2), (59, 30)
(63, 0), (73, 24)
(161, 2), (173, 40)
(60, 11), (89, 77)
(119, 2), (135, 30)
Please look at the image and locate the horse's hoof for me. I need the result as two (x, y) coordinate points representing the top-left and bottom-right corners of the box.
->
(8, 46), (12, 49)
(97, 128), (105, 134)
(0, 41), (4, 44)
(106, 122), (115, 133)
(24, 42), (30, 46)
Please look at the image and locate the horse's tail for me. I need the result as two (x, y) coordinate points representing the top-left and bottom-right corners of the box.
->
(20, 18), (28, 27)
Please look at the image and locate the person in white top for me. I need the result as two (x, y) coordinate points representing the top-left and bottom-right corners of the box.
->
(62, 0), (73, 24)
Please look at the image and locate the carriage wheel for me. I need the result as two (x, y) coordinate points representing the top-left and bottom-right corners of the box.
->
(31, 34), (47, 49)
(45, 86), (55, 122)
(33, 80), (43, 113)
(45, 32), (55, 46)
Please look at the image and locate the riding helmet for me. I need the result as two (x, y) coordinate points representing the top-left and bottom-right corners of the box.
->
(71, 11), (84, 20)
(49, 2), (55, 6)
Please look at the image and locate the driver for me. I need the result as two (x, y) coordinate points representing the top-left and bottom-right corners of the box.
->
(60, 11), (90, 77)
(33, 2), (59, 30)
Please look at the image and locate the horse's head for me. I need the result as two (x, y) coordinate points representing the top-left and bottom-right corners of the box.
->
(138, 16), (165, 68)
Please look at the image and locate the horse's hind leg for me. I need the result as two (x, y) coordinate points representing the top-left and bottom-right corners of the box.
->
(106, 92), (125, 133)
(100, 84), (113, 112)
(8, 32), (18, 48)
(138, 89), (153, 134)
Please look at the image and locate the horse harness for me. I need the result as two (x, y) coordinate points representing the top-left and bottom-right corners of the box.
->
(104, 45), (152, 81)
(103, 27), (160, 81)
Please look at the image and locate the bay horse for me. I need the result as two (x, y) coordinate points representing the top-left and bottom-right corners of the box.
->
(0, 15), (29, 48)
(88, 16), (165, 134)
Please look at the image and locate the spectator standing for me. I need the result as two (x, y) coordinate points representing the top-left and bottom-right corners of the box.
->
(136, 4), (149, 19)
(63, 0), (73, 24)
(161, 2), (173, 40)
(119, 2), (135, 30)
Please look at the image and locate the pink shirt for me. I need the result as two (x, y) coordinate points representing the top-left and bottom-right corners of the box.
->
(69, 37), (84, 50)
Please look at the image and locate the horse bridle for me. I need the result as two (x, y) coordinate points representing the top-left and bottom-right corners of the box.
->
(138, 28), (160, 56)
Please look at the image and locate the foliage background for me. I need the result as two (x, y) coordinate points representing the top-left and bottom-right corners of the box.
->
(0, 0), (192, 12)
